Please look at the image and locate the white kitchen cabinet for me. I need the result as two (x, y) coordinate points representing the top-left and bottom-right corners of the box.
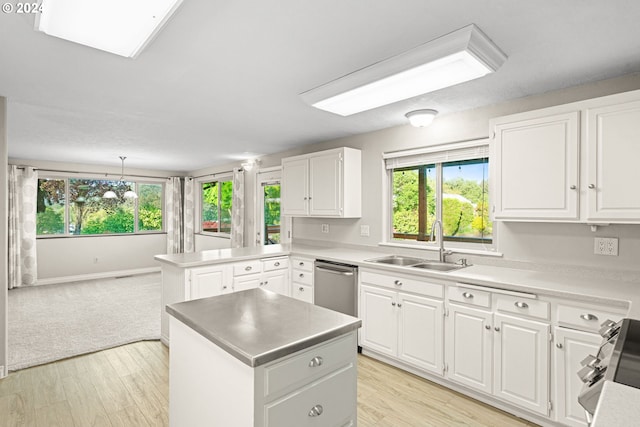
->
(261, 269), (288, 294)
(586, 99), (640, 222)
(281, 147), (361, 218)
(290, 257), (314, 303)
(190, 265), (232, 299)
(554, 327), (601, 427)
(231, 257), (290, 296)
(492, 112), (580, 221)
(359, 270), (444, 375)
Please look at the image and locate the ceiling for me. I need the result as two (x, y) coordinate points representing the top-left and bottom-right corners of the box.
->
(2, 0), (640, 172)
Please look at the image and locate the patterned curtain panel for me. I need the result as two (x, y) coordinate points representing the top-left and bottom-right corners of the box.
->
(231, 168), (245, 248)
(8, 165), (38, 288)
(183, 177), (195, 253)
(165, 177), (183, 254)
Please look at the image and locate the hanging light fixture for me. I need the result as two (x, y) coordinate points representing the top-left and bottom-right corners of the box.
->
(103, 156), (138, 199)
(406, 109), (438, 127)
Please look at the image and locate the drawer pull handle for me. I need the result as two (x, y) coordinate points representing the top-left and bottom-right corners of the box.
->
(308, 404), (324, 417)
(299, 287), (304, 292)
(309, 356), (323, 367)
(391, 302), (396, 306)
(394, 280), (402, 286)
(299, 273), (305, 278)
(581, 313), (598, 321)
(274, 261), (280, 267)
(515, 301), (529, 309)
(245, 266), (252, 271)
(299, 262), (305, 267)
(494, 326), (501, 332)
(485, 325), (491, 330)
(462, 292), (473, 299)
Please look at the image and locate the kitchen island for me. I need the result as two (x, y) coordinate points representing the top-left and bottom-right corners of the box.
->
(166, 288), (361, 427)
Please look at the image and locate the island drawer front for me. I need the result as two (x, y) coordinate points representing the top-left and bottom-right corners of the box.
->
(293, 270), (313, 286)
(292, 284), (313, 303)
(292, 258), (314, 272)
(233, 260), (262, 276)
(496, 295), (550, 320)
(557, 304), (625, 332)
(264, 364), (356, 427)
(263, 257), (289, 272)
(360, 270), (443, 299)
(264, 333), (355, 398)
(448, 285), (491, 308)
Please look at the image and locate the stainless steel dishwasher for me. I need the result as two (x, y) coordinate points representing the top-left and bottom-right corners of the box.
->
(314, 260), (358, 317)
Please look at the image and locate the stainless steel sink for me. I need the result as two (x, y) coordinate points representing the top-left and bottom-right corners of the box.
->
(365, 255), (424, 266)
(411, 262), (465, 272)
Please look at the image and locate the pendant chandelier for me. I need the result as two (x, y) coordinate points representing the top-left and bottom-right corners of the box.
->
(103, 156), (138, 199)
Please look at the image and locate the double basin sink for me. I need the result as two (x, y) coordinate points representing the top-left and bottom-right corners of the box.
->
(365, 255), (467, 273)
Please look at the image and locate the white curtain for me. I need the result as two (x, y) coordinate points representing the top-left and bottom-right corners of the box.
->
(231, 168), (245, 248)
(8, 165), (38, 289)
(165, 177), (183, 254)
(183, 177), (195, 253)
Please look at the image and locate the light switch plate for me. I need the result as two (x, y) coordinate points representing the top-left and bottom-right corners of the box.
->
(594, 237), (618, 256)
(360, 225), (370, 237)
(321, 224), (329, 233)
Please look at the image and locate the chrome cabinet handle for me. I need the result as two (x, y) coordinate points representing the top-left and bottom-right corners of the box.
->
(515, 301), (529, 309)
(299, 262), (305, 266)
(245, 266), (252, 271)
(581, 313), (598, 321)
(485, 325), (491, 330)
(222, 285), (227, 290)
(557, 343), (563, 349)
(397, 303), (402, 308)
(298, 287), (304, 292)
(309, 356), (323, 367)
(391, 302), (396, 306)
(570, 185), (577, 190)
(308, 404), (323, 417)
(394, 280), (402, 286)
(462, 292), (473, 299)
(299, 273), (305, 278)
(274, 261), (280, 267)
(494, 326), (501, 332)
(588, 184), (595, 189)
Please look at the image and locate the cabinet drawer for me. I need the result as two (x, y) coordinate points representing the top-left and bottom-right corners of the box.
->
(496, 295), (550, 320)
(292, 258), (314, 272)
(557, 304), (625, 332)
(292, 269), (313, 286)
(263, 257), (289, 272)
(264, 364), (356, 427)
(292, 284), (313, 303)
(264, 333), (356, 397)
(360, 270), (443, 299)
(233, 260), (262, 276)
(448, 285), (491, 308)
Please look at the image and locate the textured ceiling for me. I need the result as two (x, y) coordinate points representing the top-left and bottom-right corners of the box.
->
(1, 0), (640, 172)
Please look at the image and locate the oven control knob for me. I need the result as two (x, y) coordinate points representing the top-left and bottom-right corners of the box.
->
(599, 319), (621, 340)
(580, 354), (600, 368)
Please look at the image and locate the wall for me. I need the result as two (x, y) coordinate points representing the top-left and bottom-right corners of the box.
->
(1, 97), (8, 376)
(274, 73), (640, 273)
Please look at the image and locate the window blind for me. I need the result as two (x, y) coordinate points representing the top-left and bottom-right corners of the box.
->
(384, 139), (490, 170)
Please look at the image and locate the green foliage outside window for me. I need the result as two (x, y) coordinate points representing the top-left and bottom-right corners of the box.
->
(202, 180), (233, 233)
(263, 184), (281, 244)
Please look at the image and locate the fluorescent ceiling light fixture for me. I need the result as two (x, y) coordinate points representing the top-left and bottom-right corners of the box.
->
(300, 24), (507, 116)
(406, 109), (438, 127)
(35, 0), (184, 58)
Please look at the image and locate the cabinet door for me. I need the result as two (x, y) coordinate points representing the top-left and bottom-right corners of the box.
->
(233, 274), (262, 292)
(493, 313), (550, 416)
(190, 266), (230, 300)
(586, 100), (640, 221)
(309, 151), (342, 216)
(359, 285), (397, 357)
(291, 283), (313, 303)
(554, 327), (601, 427)
(282, 157), (309, 216)
(262, 270), (288, 296)
(397, 293), (443, 376)
(493, 112), (579, 220)
(446, 304), (493, 394)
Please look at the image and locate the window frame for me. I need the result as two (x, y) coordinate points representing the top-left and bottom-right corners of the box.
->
(197, 174), (233, 238)
(36, 173), (166, 238)
(383, 139), (497, 254)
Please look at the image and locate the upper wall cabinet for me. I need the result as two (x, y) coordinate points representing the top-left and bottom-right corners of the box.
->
(490, 89), (640, 224)
(282, 147), (362, 218)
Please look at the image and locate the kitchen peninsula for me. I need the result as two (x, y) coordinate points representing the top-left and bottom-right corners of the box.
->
(166, 288), (361, 427)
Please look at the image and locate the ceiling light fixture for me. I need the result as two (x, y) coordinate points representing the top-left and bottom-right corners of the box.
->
(300, 24), (506, 116)
(406, 109), (438, 127)
(35, 0), (185, 58)
(103, 156), (138, 199)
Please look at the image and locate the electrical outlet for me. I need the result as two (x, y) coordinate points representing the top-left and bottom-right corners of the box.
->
(360, 225), (370, 237)
(321, 224), (329, 233)
(594, 237), (619, 256)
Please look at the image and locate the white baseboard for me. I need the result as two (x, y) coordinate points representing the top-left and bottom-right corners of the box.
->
(35, 267), (161, 286)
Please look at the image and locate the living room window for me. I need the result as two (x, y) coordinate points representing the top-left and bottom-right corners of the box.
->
(385, 140), (492, 249)
(36, 177), (164, 236)
(200, 178), (233, 235)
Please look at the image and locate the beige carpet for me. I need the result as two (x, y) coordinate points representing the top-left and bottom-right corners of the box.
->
(8, 273), (161, 371)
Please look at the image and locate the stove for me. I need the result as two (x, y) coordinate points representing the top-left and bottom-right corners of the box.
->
(577, 318), (640, 423)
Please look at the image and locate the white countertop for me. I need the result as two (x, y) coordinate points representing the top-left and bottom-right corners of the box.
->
(155, 243), (640, 317)
(592, 381), (640, 426)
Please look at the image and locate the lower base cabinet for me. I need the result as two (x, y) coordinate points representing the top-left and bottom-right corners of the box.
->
(554, 327), (601, 427)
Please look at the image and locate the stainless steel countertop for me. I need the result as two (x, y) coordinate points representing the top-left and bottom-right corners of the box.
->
(166, 288), (362, 367)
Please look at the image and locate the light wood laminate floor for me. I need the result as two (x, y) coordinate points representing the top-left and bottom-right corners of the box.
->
(0, 341), (537, 426)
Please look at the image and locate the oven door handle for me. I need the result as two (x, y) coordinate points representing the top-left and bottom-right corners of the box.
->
(315, 266), (354, 276)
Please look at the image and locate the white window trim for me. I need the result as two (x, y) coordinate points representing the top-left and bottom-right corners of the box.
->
(253, 166), (291, 247)
(381, 138), (498, 255)
(196, 173), (233, 237)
